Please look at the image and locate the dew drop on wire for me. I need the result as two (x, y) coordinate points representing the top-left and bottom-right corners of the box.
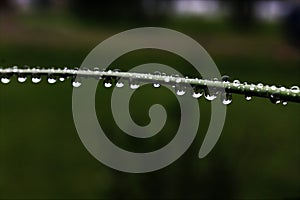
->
(233, 80), (240, 87)
(72, 80), (81, 88)
(270, 92), (281, 104)
(116, 81), (124, 88)
(175, 84), (186, 96)
(191, 85), (203, 99)
(290, 86), (299, 93)
(221, 75), (230, 83)
(72, 76), (81, 88)
(154, 71), (161, 76)
(47, 74), (57, 84)
(104, 82), (112, 88)
(164, 76), (170, 83)
(153, 83), (160, 88)
(32, 75), (41, 83)
(204, 93), (217, 101)
(130, 79), (140, 89)
(282, 101), (288, 106)
(103, 77), (113, 88)
(12, 66), (18, 73)
(1, 77), (10, 84)
(17, 75), (27, 83)
(204, 87), (217, 101)
(245, 95), (252, 101)
(270, 85), (277, 91)
(257, 83), (264, 89)
(222, 92), (232, 105)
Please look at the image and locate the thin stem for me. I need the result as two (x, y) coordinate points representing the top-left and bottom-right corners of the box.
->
(0, 67), (299, 103)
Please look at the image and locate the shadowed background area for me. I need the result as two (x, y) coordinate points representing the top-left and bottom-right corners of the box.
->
(0, 0), (299, 199)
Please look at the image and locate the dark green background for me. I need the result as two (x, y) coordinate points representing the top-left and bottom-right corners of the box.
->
(0, 4), (299, 199)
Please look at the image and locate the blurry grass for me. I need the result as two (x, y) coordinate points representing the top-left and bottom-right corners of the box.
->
(0, 13), (299, 199)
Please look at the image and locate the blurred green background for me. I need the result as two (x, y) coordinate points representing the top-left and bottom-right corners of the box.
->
(0, 0), (299, 199)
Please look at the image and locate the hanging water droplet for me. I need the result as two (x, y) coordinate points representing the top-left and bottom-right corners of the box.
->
(103, 77), (113, 88)
(129, 79), (140, 89)
(282, 101), (288, 106)
(270, 92), (281, 104)
(245, 95), (252, 101)
(221, 92), (232, 105)
(175, 84), (186, 96)
(290, 86), (299, 93)
(31, 74), (41, 83)
(47, 74), (57, 84)
(59, 76), (65, 82)
(153, 83), (160, 88)
(1, 76), (11, 84)
(116, 81), (124, 88)
(104, 82), (112, 88)
(204, 87), (217, 101)
(192, 85), (203, 99)
(17, 75), (27, 83)
(72, 76), (82, 88)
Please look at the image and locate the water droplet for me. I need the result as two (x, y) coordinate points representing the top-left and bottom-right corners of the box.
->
(280, 86), (286, 92)
(32, 75), (41, 83)
(107, 70), (112, 74)
(192, 92), (202, 98)
(116, 81), (124, 88)
(204, 87), (217, 101)
(164, 76), (170, 83)
(270, 93), (281, 104)
(221, 93), (232, 105)
(175, 78), (181, 83)
(153, 83), (160, 88)
(192, 85), (203, 99)
(205, 93), (217, 101)
(282, 101), (288, 106)
(245, 95), (252, 101)
(93, 67), (100, 72)
(249, 84), (255, 91)
(175, 84), (186, 96)
(154, 71), (161, 76)
(47, 74), (57, 84)
(1, 77), (11, 84)
(103, 77), (113, 88)
(233, 80), (240, 87)
(72, 76), (82, 88)
(222, 75), (230, 83)
(17, 75), (27, 83)
(59, 77), (65, 82)
(270, 85), (277, 91)
(290, 86), (299, 93)
(130, 79), (140, 89)
(257, 83), (264, 89)
(12, 66), (18, 73)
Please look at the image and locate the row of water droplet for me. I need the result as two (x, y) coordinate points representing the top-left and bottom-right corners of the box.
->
(0, 67), (299, 105)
